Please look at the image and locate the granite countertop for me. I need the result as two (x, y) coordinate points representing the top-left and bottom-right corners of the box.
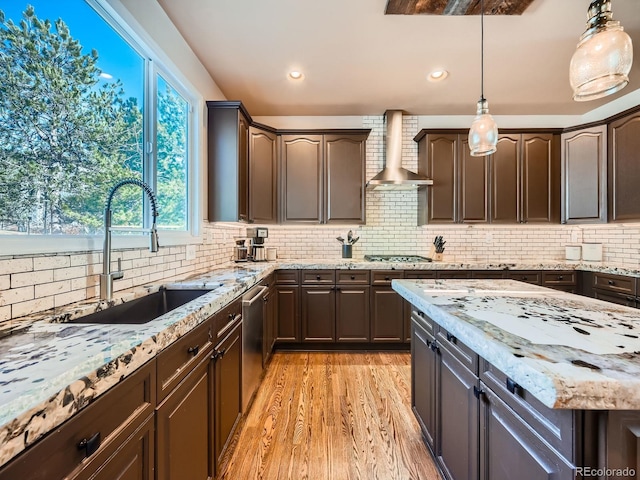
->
(393, 278), (640, 410)
(1, 257), (639, 467)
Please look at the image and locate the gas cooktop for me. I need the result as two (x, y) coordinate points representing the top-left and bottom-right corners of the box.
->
(364, 255), (432, 262)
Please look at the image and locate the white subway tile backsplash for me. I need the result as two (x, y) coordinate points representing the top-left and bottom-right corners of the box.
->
(0, 258), (33, 275)
(34, 256), (70, 271)
(0, 286), (34, 306)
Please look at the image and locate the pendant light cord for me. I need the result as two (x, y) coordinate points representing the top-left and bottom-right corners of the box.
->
(481, 0), (485, 101)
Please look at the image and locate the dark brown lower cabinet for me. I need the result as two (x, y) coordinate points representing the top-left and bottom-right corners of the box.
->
(213, 321), (242, 472)
(606, 411), (640, 475)
(263, 282), (277, 366)
(479, 386), (574, 480)
(83, 415), (154, 480)
(156, 355), (214, 480)
(301, 286), (336, 342)
(372, 287), (405, 342)
(335, 285), (370, 342)
(411, 312), (437, 450)
(275, 284), (300, 342)
(437, 340), (479, 480)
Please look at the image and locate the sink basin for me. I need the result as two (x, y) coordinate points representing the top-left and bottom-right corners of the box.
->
(69, 288), (213, 325)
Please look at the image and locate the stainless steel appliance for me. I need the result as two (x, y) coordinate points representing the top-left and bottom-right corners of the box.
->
(246, 227), (268, 262)
(364, 255), (432, 262)
(241, 284), (266, 412)
(233, 237), (248, 262)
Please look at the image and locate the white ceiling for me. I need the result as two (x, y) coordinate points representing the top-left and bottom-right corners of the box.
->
(157, 0), (640, 117)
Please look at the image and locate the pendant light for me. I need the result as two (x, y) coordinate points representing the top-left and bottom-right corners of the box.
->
(468, 0), (498, 157)
(570, 0), (633, 102)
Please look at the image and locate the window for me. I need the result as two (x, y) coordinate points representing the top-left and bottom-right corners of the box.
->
(0, 0), (196, 248)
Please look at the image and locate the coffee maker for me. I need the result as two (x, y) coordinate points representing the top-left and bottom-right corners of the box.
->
(233, 237), (248, 262)
(246, 227), (268, 261)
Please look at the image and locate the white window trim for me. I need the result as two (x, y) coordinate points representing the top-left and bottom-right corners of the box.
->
(0, 0), (203, 256)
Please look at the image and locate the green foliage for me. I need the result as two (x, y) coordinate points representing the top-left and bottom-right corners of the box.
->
(0, 5), (188, 235)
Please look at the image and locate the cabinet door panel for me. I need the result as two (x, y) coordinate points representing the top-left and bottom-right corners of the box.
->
(491, 135), (520, 223)
(156, 357), (213, 480)
(480, 386), (574, 480)
(522, 134), (554, 223)
(335, 286), (369, 342)
(371, 287), (404, 343)
(325, 134), (366, 223)
(438, 343), (479, 480)
(238, 115), (249, 222)
(427, 134), (458, 223)
(275, 286), (300, 342)
(249, 127), (277, 223)
(411, 313), (437, 451)
(280, 135), (323, 223)
(561, 126), (607, 223)
(459, 137), (489, 223)
(609, 113), (640, 221)
(301, 287), (335, 341)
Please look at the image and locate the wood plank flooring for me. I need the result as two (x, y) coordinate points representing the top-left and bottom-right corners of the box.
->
(218, 352), (441, 480)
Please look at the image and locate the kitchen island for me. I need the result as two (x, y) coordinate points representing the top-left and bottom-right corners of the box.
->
(393, 279), (640, 480)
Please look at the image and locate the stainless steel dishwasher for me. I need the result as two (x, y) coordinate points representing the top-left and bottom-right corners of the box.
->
(241, 285), (266, 412)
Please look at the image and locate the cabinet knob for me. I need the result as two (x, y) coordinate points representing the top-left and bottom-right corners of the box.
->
(77, 432), (101, 458)
(506, 377), (521, 395)
(187, 345), (200, 356)
(350, 275), (355, 280)
(429, 341), (439, 354)
(316, 275), (321, 280)
(522, 276), (528, 281)
(228, 313), (234, 320)
(473, 386), (485, 399)
(608, 280), (615, 285)
(212, 348), (226, 362)
(446, 332), (456, 344)
(385, 276), (390, 281)
(557, 275), (563, 281)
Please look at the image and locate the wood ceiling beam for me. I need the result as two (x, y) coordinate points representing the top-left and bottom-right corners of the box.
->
(385, 0), (535, 15)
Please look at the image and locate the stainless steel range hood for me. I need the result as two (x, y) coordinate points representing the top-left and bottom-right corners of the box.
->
(367, 110), (433, 190)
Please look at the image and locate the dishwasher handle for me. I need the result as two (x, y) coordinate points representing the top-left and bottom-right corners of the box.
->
(242, 285), (268, 307)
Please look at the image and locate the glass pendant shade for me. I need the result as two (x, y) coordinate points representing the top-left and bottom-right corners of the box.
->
(469, 98), (498, 156)
(570, 0), (633, 102)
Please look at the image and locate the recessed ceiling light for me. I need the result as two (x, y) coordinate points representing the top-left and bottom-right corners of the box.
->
(289, 70), (303, 80)
(427, 70), (449, 82)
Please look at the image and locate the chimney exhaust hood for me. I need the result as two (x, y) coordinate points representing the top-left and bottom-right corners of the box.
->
(367, 110), (433, 190)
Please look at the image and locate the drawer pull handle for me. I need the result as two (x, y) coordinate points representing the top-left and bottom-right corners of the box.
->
(429, 341), (439, 353)
(78, 432), (101, 458)
(187, 345), (199, 356)
(473, 386), (485, 399)
(350, 275), (355, 280)
(446, 332), (456, 344)
(212, 348), (226, 362)
(558, 275), (563, 280)
(522, 276), (527, 281)
(385, 276), (390, 281)
(506, 377), (520, 395)
(608, 280), (615, 285)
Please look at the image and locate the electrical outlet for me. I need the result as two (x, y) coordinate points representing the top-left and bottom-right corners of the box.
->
(186, 244), (196, 260)
(485, 232), (493, 243)
(570, 229), (581, 243)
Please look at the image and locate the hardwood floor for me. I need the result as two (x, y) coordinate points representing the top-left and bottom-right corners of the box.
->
(218, 351), (441, 480)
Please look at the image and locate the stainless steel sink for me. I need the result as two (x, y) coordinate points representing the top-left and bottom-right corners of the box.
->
(69, 288), (213, 325)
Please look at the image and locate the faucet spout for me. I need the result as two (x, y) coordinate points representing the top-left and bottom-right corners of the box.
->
(100, 178), (160, 301)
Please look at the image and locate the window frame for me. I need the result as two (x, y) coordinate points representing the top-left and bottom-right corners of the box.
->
(0, 0), (202, 255)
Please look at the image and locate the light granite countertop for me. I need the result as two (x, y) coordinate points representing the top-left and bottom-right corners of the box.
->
(393, 278), (640, 410)
(1, 258), (639, 467)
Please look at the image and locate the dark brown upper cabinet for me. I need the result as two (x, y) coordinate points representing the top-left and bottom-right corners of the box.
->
(207, 101), (250, 222)
(280, 132), (368, 224)
(280, 134), (324, 223)
(561, 125), (607, 224)
(249, 126), (278, 223)
(417, 130), (559, 225)
(416, 132), (492, 225)
(608, 109), (640, 222)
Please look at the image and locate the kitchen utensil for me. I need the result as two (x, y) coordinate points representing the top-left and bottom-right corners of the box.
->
(350, 236), (359, 245)
(347, 230), (353, 243)
(337, 236), (345, 244)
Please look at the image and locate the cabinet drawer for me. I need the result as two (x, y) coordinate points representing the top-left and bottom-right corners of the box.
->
(411, 310), (436, 338)
(480, 359), (577, 461)
(301, 270), (335, 285)
(213, 298), (242, 341)
(593, 289), (636, 307)
(371, 270), (404, 286)
(275, 270), (299, 285)
(508, 271), (541, 285)
(471, 270), (505, 279)
(593, 272), (636, 295)
(542, 271), (576, 286)
(404, 271), (436, 280)
(336, 270), (370, 284)
(157, 319), (213, 401)
(436, 327), (478, 375)
(0, 361), (156, 480)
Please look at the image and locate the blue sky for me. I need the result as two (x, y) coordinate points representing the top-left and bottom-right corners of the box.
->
(1, 0), (144, 101)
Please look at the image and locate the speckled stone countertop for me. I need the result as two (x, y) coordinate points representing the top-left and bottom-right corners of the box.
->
(1, 258), (639, 467)
(393, 279), (640, 410)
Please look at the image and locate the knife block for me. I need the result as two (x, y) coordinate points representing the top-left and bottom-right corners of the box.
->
(434, 252), (443, 262)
